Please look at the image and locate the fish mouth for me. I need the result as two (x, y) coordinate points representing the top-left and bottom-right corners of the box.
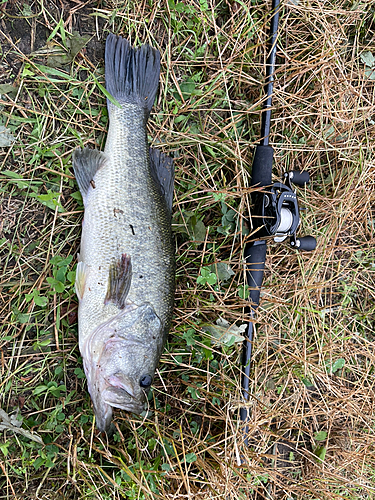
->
(113, 400), (146, 415)
(91, 389), (146, 433)
(102, 383), (147, 415)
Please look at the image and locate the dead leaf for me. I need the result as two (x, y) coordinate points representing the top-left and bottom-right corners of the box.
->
(203, 317), (246, 346)
(0, 125), (15, 147)
(0, 408), (43, 444)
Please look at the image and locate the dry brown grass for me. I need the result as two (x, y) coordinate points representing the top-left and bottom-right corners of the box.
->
(0, 0), (375, 499)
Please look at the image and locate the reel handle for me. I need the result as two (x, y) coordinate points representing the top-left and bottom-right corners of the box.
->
(285, 170), (310, 186)
(291, 235), (316, 251)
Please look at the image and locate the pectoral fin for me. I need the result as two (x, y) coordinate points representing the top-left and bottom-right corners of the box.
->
(104, 254), (132, 309)
(75, 261), (89, 301)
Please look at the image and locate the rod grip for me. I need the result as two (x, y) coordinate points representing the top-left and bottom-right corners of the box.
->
(244, 241), (267, 308)
(251, 145), (274, 188)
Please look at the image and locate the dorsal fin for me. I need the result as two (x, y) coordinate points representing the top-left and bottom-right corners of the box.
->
(149, 147), (174, 215)
(72, 147), (107, 203)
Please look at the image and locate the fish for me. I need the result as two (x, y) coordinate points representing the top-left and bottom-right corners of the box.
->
(72, 34), (175, 433)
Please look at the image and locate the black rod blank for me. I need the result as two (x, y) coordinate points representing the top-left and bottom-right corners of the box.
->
(260, 0), (281, 146)
(240, 241), (267, 443)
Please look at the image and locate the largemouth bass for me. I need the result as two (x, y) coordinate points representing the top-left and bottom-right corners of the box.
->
(72, 34), (175, 433)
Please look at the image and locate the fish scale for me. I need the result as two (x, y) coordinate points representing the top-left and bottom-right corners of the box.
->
(73, 34), (175, 432)
(79, 107), (172, 336)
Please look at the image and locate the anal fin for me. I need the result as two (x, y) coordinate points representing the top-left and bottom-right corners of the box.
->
(104, 254), (132, 309)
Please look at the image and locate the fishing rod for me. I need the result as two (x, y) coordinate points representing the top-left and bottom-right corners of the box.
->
(240, 0), (316, 444)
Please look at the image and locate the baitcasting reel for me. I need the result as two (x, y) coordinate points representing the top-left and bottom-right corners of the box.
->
(253, 170), (316, 252)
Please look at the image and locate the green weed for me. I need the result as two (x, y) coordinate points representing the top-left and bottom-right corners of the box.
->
(0, 0), (374, 499)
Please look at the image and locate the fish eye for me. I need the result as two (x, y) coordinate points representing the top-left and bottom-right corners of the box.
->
(140, 374), (152, 388)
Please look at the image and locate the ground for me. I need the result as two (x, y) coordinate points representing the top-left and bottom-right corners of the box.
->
(0, 0), (375, 499)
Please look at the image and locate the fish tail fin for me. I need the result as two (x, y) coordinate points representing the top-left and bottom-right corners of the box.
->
(105, 34), (160, 115)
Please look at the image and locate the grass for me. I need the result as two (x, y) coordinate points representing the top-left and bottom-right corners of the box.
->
(0, 0), (375, 498)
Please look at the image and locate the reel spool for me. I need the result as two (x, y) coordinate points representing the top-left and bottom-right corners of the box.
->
(252, 170), (316, 252)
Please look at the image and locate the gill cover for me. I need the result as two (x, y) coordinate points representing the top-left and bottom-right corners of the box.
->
(82, 303), (163, 432)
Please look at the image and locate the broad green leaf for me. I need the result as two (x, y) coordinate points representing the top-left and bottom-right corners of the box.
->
(22, 65), (35, 77)
(47, 53), (73, 68)
(30, 191), (64, 212)
(314, 446), (327, 462)
(201, 337), (213, 360)
(0, 442), (10, 456)
(55, 266), (67, 283)
(67, 31), (90, 58)
(0, 84), (18, 97)
(314, 431), (327, 442)
(33, 457), (45, 470)
(17, 312), (30, 324)
(174, 114), (187, 124)
(191, 218), (206, 241)
(37, 338), (51, 347)
(71, 191), (83, 204)
(331, 358), (345, 373)
(2, 170), (22, 179)
(74, 367), (85, 379)
(212, 192), (226, 202)
(25, 289), (48, 307)
(180, 82), (195, 96)
(34, 295), (48, 307)
(182, 328), (196, 347)
(47, 277), (65, 293)
(197, 266), (217, 285)
(238, 284), (250, 299)
(50, 254), (73, 267)
(22, 3), (33, 16)
(210, 262), (235, 282)
(193, 219), (206, 240)
(185, 452), (197, 463)
(33, 385), (48, 395)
